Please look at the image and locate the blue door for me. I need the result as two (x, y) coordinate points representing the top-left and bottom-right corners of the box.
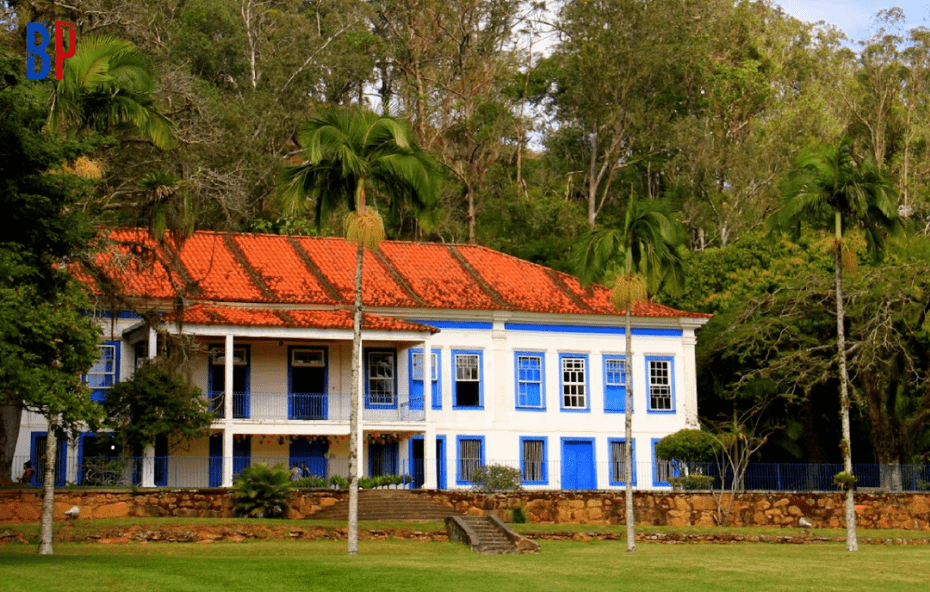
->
(410, 437), (424, 488)
(289, 439), (328, 478)
(562, 440), (596, 489)
(209, 434), (222, 487)
(436, 436), (446, 490)
(233, 436), (251, 477)
(369, 442), (398, 476)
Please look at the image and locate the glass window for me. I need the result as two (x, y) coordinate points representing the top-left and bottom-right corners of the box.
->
(561, 356), (586, 409)
(649, 359), (672, 411)
(458, 437), (482, 484)
(454, 353), (481, 407)
(367, 351), (395, 406)
(521, 438), (546, 484)
(516, 354), (543, 408)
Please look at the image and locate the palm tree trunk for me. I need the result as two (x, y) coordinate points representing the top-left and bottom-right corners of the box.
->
(835, 213), (858, 552)
(38, 428), (56, 555)
(624, 305), (635, 553)
(347, 240), (363, 556)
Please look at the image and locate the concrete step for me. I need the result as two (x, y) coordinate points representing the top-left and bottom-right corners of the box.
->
(309, 490), (461, 522)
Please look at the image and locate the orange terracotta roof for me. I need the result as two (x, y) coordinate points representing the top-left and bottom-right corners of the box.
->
(85, 229), (710, 321)
(171, 305), (438, 332)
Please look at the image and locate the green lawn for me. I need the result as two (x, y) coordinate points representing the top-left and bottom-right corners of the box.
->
(2, 537), (929, 592)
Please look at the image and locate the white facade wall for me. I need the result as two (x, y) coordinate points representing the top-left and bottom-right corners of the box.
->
(12, 310), (704, 491)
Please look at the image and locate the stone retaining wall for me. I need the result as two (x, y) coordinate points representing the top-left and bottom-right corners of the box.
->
(1, 489), (928, 530)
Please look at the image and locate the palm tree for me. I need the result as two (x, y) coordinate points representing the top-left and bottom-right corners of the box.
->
(48, 36), (175, 149)
(278, 106), (440, 556)
(572, 195), (684, 553)
(772, 138), (901, 552)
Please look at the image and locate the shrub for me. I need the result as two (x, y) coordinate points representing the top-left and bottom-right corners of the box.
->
(328, 474), (349, 489)
(232, 463), (294, 518)
(669, 474), (715, 490)
(512, 506), (528, 523)
(470, 464), (522, 491)
(293, 475), (327, 489)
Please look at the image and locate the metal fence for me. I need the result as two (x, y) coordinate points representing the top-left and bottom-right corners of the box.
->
(205, 391), (424, 422)
(10, 455), (930, 491)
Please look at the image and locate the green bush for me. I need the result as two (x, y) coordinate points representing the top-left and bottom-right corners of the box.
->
(293, 475), (327, 489)
(232, 463), (294, 518)
(512, 506), (528, 523)
(470, 464), (522, 491)
(669, 474), (715, 490)
(328, 474), (349, 489)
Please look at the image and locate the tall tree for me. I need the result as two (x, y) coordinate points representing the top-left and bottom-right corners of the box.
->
(572, 195), (684, 553)
(376, 0), (521, 242)
(772, 137), (902, 551)
(278, 106), (439, 555)
(49, 35), (175, 149)
(0, 49), (104, 554)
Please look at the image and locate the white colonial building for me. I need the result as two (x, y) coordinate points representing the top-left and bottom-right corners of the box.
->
(14, 230), (710, 490)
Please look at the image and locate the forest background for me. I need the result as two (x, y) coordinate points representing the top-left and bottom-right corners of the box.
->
(3, 0), (930, 488)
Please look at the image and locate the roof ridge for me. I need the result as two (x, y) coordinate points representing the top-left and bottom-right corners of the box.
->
(373, 249), (428, 307)
(286, 236), (346, 303)
(446, 244), (510, 309)
(223, 235), (275, 301)
(545, 268), (595, 313)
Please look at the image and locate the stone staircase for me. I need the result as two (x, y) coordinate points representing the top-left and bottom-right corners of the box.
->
(308, 489), (460, 522)
(446, 515), (540, 555)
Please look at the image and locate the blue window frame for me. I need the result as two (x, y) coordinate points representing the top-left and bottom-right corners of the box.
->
(608, 438), (636, 486)
(520, 436), (548, 485)
(559, 353), (589, 412)
(515, 352), (545, 410)
(365, 348), (397, 409)
(208, 344), (251, 418)
(85, 340), (120, 402)
(646, 356), (675, 413)
(455, 435), (485, 485)
(652, 438), (678, 487)
(410, 348), (441, 410)
(604, 355), (628, 413)
(452, 350), (483, 409)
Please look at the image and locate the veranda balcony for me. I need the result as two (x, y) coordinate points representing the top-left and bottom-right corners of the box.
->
(206, 391), (426, 423)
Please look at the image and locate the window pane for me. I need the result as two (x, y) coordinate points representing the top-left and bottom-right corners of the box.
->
(455, 354), (480, 407)
(562, 357), (586, 408)
(456, 354), (479, 381)
(412, 352), (437, 382)
(368, 352), (395, 404)
(612, 441), (628, 483)
(459, 439), (481, 482)
(522, 440), (543, 482)
(517, 355), (542, 408)
(605, 359), (625, 385)
(649, 360), (672, 410)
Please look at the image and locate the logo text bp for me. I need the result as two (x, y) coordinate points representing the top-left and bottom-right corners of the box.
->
(26, 21), (76, 80)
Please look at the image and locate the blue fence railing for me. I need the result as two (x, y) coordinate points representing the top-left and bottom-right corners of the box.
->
(11, 455), (930, 491)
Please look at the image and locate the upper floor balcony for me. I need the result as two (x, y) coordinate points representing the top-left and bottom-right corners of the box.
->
(207, 391), (426, 424)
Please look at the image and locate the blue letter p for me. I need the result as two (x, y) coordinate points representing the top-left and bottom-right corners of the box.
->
(26, 23), (51, 80)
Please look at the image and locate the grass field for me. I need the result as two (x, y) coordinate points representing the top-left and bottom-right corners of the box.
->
(2, 535), (930, 592)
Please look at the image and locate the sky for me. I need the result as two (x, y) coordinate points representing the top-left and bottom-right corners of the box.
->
(775, 1), (930, 41)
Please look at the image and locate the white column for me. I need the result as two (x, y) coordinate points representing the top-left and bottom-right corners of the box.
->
(222, 334), (234, 487)
(422, 339), (436, 489)
(142, 326), (158, 487)
(355, 338), (365, 479)
(681, 330), (699, 428)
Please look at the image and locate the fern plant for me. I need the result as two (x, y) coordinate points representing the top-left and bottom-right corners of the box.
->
(232, 463), (294, 518)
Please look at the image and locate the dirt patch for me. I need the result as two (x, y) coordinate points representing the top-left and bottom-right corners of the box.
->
(1, 523), (450, 545)
(4, 523), (930, 546)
